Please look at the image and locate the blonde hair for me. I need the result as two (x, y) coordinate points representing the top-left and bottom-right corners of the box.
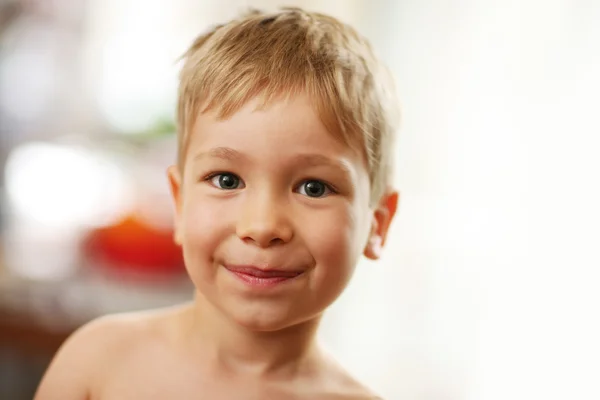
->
(177, 7), (399, 203)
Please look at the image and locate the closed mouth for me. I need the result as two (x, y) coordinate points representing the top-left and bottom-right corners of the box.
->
(223, 264), (305, 287)
(225, 265), (303, 278)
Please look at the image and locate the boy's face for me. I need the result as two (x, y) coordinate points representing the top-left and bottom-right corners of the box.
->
(168, 94), (397, 332)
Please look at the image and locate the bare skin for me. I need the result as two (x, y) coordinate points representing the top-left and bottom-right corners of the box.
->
(36, 94), (396, 400)
(35, 302), (381, 400)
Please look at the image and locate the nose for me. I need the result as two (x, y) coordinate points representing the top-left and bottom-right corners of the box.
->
(236, 189), (293, 247)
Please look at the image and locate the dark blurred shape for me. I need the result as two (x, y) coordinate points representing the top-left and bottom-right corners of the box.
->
(0, 1), (22, 37)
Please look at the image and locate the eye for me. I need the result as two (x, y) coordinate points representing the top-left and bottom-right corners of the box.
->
(208, 173), (244, 190)
(297, 180), (333, 198)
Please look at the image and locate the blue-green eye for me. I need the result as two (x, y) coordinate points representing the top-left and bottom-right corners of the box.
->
(298, 180), (332, 198)
(209, 173), (244, 189)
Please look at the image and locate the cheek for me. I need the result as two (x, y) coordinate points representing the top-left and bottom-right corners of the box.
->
(303, 204), (366, 286)
(179, 195), (233, 275)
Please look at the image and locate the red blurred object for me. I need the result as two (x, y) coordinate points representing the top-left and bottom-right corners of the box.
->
(85, 215), (185, 275)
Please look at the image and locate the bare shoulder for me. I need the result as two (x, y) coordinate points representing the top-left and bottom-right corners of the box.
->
(34, 304), (188, 400)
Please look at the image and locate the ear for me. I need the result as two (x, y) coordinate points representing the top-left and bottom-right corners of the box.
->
(363, 190), (399, 260)
(167, 165), (183, 246)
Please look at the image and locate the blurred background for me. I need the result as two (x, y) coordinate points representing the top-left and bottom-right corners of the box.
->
(1, 0), (599, 399)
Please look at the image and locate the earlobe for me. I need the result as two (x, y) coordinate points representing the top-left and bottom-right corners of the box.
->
(364, 235), (383, 260)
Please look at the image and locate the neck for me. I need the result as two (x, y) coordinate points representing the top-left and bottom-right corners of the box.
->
(181, 290), (323, 378)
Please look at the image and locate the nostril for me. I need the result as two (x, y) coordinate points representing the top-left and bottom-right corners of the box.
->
(269, 237), (285, 246)
(242, 235), (285, 248)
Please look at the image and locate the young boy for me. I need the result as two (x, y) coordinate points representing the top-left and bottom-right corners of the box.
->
(35, 7), (399, 400)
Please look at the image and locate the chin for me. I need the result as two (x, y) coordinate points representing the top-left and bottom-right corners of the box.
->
(236, 318), (290, 333)
(229, 307), (296, 332)
(227, 302), (318, 333)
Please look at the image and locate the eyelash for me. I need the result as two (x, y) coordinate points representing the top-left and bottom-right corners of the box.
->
(297, 179), (335, 197)
(202, 171), (241, 185)
(201, 172), (338, 196)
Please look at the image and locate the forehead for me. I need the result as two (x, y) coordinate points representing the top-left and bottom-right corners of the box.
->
(186, 94), (366, 168)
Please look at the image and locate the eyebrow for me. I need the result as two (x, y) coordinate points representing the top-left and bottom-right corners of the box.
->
(193, 147), (354, 177)
(193, 147), (249, 162)
(291, 154), (354, 178)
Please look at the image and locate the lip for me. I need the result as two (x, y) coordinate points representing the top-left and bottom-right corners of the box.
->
(224, 264), (304, 288)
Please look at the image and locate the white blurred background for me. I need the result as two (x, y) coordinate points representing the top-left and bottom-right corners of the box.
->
(1, 0), (599, 399)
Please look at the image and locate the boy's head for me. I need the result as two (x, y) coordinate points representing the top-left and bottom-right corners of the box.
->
(168, 8), (399, 332)
(176, 7), (399, 205)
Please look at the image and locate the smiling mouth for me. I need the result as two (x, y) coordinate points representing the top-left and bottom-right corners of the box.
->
(224, 265), (304, 287)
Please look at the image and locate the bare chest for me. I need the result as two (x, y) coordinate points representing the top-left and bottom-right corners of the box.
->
(93, 343), (372, 400)
(97, 380), (293, 400)
(95, 359), (278, 400)
(94, 362), (352, 400)
(95, 368), (368, 400)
